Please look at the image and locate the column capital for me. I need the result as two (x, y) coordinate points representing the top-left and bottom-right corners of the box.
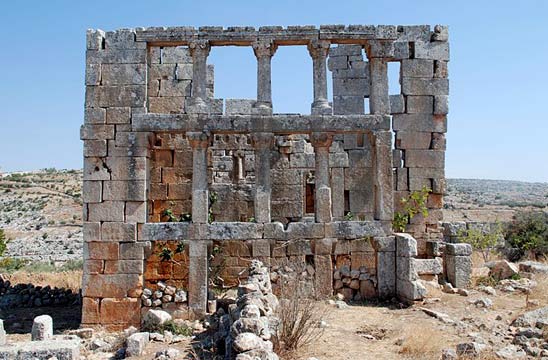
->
(310, 132), (333, 149)
(307, 39), (330, 59)
(251, 132), (274, 150)
(252, 40), (277, 58)
(189, 40), (211, 57)
(187, 131), (210, 149)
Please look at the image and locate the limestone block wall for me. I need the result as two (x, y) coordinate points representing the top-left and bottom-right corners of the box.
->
(81, 24), (452, 329)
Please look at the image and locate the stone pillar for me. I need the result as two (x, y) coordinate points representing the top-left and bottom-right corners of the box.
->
(187, 131), (210, 223)
(311, 132), (333, 222)
(188, 240), (208, 319)
(188, 40), (211, 114)
(372, 131), (394, 221)
(369, 57), (390, 115)
(445, 243), (472, 288)
(252, 40), (277, 114)
(307, 40), (332, 115)
(251, 132), (274, 223)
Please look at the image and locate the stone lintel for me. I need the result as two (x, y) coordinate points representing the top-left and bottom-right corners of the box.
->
(132, 114), (390, 133)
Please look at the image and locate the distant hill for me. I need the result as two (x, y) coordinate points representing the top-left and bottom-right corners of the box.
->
(0, 170), (546, 261)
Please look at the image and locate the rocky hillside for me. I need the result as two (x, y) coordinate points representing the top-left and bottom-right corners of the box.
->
(0, 169), (83, 262)
(0, 170), (546, 262)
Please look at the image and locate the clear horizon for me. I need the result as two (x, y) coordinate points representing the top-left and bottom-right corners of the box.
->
(1, 0), (547, 182)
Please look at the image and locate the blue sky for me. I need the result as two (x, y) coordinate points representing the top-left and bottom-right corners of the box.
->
(0, 0), (547, 182)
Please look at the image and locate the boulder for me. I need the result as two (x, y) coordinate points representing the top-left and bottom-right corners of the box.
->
(233, 332), (271, 353)
(519, 261), (548, 274)
(511, 307), (548, 328)
(143, 309), (172, 329)
(456, 342), (487, 356)
(495, 345), (526, 359)
(126, 332), (150, 357)
(490, 260), (519, 280)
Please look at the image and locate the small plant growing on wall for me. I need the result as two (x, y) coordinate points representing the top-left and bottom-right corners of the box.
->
(157, 242), (186, 263)
(208, 191), (218, 223)
(393, 186), (431, 232)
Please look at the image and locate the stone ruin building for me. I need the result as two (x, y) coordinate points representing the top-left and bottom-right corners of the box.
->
(81, 24), (470, 329)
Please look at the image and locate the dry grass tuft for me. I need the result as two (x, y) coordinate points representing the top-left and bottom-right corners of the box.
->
(4, 270), (82, 292)
(273, 289), (327, 359)
(398, 326), (445, 359)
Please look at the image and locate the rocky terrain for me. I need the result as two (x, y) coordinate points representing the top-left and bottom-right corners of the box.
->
(0, 169), (83, 262)
(0, 170), (546, 263)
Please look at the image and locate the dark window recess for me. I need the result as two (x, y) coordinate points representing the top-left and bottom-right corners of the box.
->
(357, 134), (365, 147)
(344, 190), (350, 214)
(305, 183), (315, 214)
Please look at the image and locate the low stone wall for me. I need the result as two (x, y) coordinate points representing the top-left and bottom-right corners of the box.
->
(0, 279), (80, 309)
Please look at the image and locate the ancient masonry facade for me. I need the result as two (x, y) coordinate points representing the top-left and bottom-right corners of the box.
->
(81, 24), (464, 329)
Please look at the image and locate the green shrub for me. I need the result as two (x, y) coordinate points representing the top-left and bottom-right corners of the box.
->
(393, 186), (431, 232)
(458, 223), (503, 262)
(506, 211), (548, 260)
(0, 257), (27, 272)
(0, 229), (9, 256)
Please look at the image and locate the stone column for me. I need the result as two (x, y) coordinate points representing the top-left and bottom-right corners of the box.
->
(188, 40), (211, 114)
(252, 40), (277, 114)
(369, 57), (390, 114)
(188, 240), (208, 319)
(307, 40), (332, 115)
(251, 132), (274, 223)
(311, 132), (333, 222)
(372, 131), (393, 221)
(187, 131), (210, 223)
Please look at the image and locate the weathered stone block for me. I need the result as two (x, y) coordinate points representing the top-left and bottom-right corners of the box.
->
(406, 96), (433, 114)
(393, 113), (447, 133)
(100, 298), (141, 324)
(126, 332), (150, 357)
(82, 274), (141, 298)
(82, 181), (102, 203)
(101, 222), (136, 242)
(377, 251), (395, 298)
(405, 150), (445, 168)
(414, 41), (450, 60)
(83, 140), (107, 157)
(445, 255), (471, 288)
(389, 94), (405, 114)
(83, 222), (101, 241)
(396, 279), (426, 301)
(395, 233), (417, 257)
(401, 59), (434, 78)
(434, 95), (449, 115)
(412, 258), (442, 275)
(31, 315), (53, 341)
(88, 201), (125, 222)
(102, 64), (146, 85)
(80, 124), (115, 140)
(445, 243), (472, 256)
(103, 180), (147, 201)
(402, 78), (449, 96)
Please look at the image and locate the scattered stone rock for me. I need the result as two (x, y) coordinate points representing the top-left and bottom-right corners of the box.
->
(126, 332), (150, 357)
(478, 285), (496, 296)
(441, 348), (457, 360)
(472, 298), (493, 308)
(68, 328), (93, 339)
(143, 309), (172, 329)
(456, 342), (487, 356)
(511, 307), (548, 328)
(519, 261), (548, 274)
(495, 344), (526, 359)
(490, 260), (519, 280)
